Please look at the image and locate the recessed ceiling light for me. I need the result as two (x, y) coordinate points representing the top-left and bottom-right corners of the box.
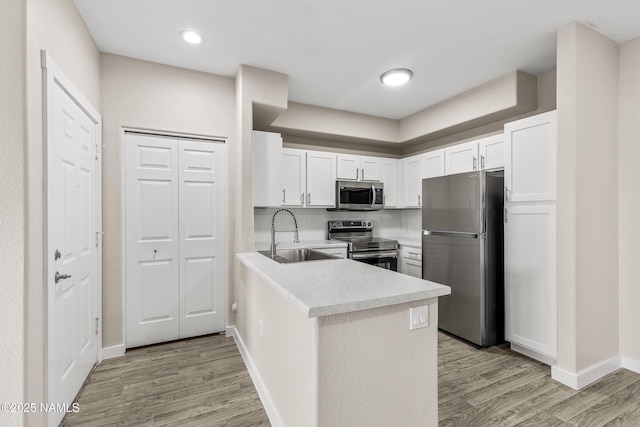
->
(380, 68), (413, 86)
(180, 30), (204, 44)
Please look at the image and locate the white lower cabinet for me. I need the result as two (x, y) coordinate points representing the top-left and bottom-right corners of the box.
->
(399, 245), (422, 278)
(504, 203), (557, 362)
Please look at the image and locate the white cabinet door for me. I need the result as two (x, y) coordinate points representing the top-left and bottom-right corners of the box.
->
(402, 154), (424, 208)
(360, 156), (382, 182)
(424, 149), (445, 178)
(281, 148), (306, 207)
(478, 134), (504, 171)
(445, 140), (478, 175)
(504, 111), (557, 202)
(336, 154), (382, 181)
(336, 154), (360, 180)
(381, 158), (399, 208)
(252, 130), (281, 207)
(306, 151), (336, 207)
(504, 204), (557, 360)
(405, 259), (423, 278)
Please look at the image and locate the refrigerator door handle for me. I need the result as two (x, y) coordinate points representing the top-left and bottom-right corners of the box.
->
(423, 230), (482, 239)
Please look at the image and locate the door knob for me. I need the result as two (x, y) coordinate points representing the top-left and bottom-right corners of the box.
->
(55, 271), (72, 284)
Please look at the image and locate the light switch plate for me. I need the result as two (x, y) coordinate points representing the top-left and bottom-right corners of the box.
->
(410, 305), (429, 330)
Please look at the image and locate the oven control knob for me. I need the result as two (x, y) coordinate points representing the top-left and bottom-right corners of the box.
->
(366, 221), (372, 227)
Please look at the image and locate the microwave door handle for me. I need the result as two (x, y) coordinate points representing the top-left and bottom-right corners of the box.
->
(371, 184), (375, 208)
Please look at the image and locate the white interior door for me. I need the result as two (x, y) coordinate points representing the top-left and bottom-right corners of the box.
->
(125, 133), (227, 348)
(125, 134), (180, 348)
(179, 140), (226, 337)
(45, 55), (100, 427)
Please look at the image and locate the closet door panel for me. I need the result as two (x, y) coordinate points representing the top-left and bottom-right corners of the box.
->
(179, 140), (227, 337)
(125, 133), (180, 348)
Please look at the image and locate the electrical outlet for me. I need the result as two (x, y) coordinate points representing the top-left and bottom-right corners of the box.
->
(409, 305), (429, 330)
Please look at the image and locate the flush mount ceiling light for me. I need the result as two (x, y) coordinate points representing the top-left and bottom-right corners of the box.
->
(180, 30), (204, 44)
(380, 68), (413, 86)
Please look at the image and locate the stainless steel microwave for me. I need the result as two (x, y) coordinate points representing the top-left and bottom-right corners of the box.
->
(335, 181), (384, 211)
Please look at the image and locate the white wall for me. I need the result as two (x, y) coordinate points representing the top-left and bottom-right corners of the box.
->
(618, 36), (640, 371)
(317, 299), (438, 426)
(99, 53), (236, 348)
(24, 1), (101, 424)
(235, 261), (319, 426)
(555, 22), (619, 382)
(0, 0), (26, 425)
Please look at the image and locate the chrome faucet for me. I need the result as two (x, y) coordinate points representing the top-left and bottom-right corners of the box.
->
(270, 209), (300, 257)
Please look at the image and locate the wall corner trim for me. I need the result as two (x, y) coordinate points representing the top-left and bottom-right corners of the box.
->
(102, 344), (126, 360)
(552, 356), (622, 390)
(622, 356), (640, 374)
(230, 326), (284, 427)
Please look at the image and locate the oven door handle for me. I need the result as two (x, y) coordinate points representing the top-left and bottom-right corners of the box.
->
(351, 251), (398, 260)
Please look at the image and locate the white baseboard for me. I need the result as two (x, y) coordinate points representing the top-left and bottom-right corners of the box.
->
(552, 356), (621, 390)
(510, 343), (556, 366)
(229, 326), (283, 427)
(622, 355), (640, 374)
(102, 343), (125, 360)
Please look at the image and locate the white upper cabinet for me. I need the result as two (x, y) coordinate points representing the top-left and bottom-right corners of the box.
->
(252, 131), (282, 207)
(281, 148), (336, 208)
(336, 154), (381, 181)
(477, 134), (505, 171)
(504, 111), (557, 202)
(306, 151), (337, 207)
(423, 149), (445, 178)
(402, 154), (424, 208)
(445, 140), (479, 175)
(381, 158), (400, 208)
(280, 148), (306, 207)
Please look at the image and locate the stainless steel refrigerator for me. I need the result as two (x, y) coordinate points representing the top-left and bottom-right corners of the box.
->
(422, 170), (504, 347)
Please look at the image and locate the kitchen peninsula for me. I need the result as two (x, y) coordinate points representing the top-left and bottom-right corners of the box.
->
(234, 252), (450, 426)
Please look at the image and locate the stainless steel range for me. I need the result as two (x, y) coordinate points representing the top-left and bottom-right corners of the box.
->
(328, 220), (398, 271)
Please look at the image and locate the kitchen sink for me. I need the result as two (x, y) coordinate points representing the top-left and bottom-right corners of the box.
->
(257, 248), (339, 264)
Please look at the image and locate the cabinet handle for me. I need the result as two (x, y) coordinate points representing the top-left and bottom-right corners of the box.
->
(307, 192), (311, 204)
(356, 168), (359, 180)
(473, 156), (477, 170)
(300, 193), (304, 204)
(504, 207), (508, 223)
(418, 194), (421, 206)
(505, 186), (510, 201)
(362, 168), (365, 180)
(282, 189), (286, 203)
(481, 155), (485, 169)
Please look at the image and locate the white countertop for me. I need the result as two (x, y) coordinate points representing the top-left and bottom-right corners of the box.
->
(237, 252), (450, 318)
(395, 236), (421, 248)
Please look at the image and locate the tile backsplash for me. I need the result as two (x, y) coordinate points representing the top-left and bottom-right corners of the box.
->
(254, 208), (422, 245)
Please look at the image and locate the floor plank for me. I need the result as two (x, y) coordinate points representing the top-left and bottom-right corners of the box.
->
(63, 331), (640, 426)
(62, 334), (269, 426)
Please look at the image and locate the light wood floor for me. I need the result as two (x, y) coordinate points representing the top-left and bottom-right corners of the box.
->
(63, 332), (640, 426)
(438, 333), (640, 426)
(61, 334), (269, 426)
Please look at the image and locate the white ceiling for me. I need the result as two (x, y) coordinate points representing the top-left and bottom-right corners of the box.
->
(74, 0), (640, 120)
